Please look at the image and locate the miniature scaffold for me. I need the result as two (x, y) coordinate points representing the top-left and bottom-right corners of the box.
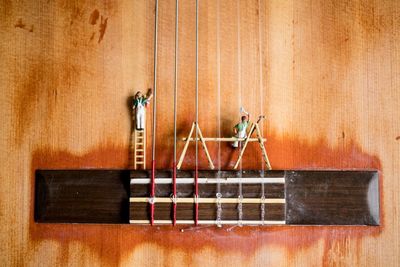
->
(176, 115), (272, 170)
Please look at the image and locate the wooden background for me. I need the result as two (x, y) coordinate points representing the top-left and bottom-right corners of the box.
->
(1, 0), (399, 266)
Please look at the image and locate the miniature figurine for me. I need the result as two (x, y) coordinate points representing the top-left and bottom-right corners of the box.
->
(133, 89), (153, 130)
(232, 107), (250, 148)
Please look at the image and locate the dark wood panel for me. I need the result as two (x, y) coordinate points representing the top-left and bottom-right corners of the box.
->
(285, 171), (379, 225)
(35, 170), (131, 223)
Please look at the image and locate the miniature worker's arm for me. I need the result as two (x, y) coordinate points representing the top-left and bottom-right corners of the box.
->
(240, 106), (250, 121)
(146, 88), (153, 101)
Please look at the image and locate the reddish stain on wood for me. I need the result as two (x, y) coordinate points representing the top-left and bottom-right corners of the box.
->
(14, 18), (26, 29)
(89, 9), (100, 25)
(13, 63), (54, 147)
(98, 16), (108, 43)
(29, 134), (382, 265)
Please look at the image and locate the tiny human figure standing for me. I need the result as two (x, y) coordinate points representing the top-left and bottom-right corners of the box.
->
(133, 89), (153, 130)
(232, 107), (250, 148)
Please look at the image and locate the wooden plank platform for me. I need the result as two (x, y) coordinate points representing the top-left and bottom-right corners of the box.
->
(34, 170), (379, 225)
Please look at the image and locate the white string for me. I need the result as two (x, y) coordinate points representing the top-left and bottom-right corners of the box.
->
(180, 225), (213, 232)
(172, 0), (179, 222)
(237, 0), (243, 227)
(216, 0), (222, 228)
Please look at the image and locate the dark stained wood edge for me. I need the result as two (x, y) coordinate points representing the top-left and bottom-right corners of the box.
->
(34, 170), (47, 222)
(35, 170), (131, 224)
(285, 171), (379, 225)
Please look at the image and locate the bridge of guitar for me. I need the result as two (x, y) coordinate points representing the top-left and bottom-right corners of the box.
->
(35, 169), (379, 226)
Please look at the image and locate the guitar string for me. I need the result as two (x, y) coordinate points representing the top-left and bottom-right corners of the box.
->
(216, 0), (222, 227)
(172, 0), (179, 226)
(194, 0), (199, 226)
(237, 0), (243, 227)
(258, 0), (266, 225)
(150, 0), (159, 226)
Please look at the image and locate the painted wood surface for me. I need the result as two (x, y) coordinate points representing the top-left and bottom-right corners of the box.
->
(0, 0), (399, 266)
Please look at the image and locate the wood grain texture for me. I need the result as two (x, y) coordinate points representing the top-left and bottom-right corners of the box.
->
(0, 0), (399, 266)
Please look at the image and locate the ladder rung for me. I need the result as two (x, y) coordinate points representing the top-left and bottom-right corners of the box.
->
(134, 129), (145, 170)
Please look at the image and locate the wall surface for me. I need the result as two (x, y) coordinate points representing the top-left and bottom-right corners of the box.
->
(1, 0), (399, 266)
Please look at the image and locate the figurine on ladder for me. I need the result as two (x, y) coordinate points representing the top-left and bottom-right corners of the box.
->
(132, 88), (153, 170)
(133, 89), (153, 130)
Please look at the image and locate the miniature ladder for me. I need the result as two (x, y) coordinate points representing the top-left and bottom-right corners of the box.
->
(134, 129), (146, 169)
